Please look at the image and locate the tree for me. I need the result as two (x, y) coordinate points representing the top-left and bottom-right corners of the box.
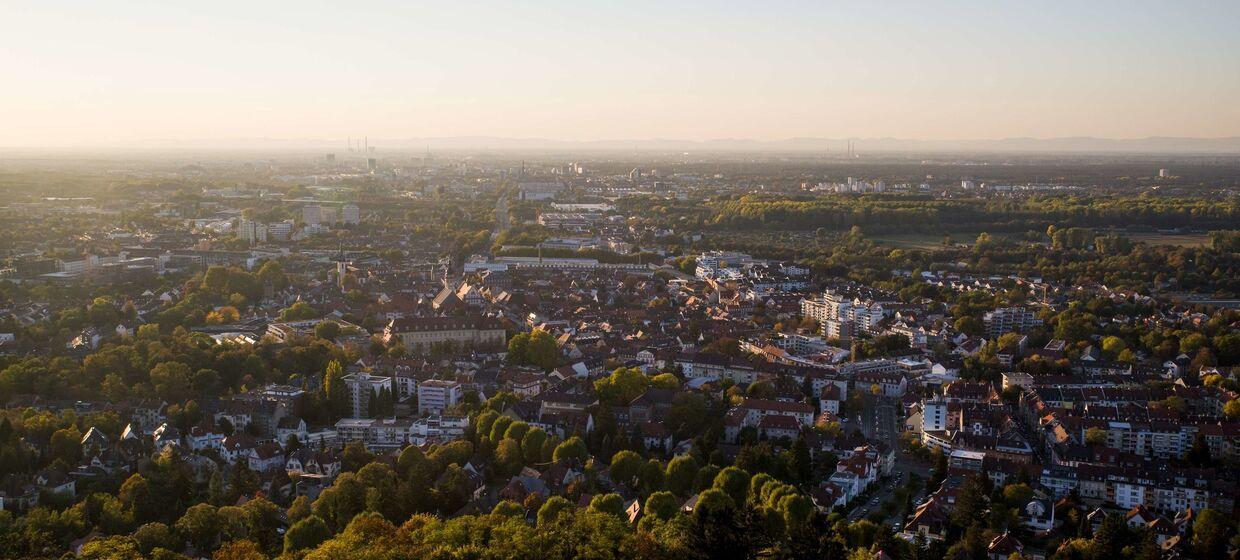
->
(695, 464), (722, 493)
(524, 329), (560, 370)
(176, 503), (223, 552)
(1213, 332), (1240, 365)
(396, 445), (429, 480)
(474, 410), (500, 440)
(1094, 513), (1130, 558)
(314, 321), (340, 342)
(538, 496), (572, 526)
(1002, 483), (1034, 507)
(644, 491), (679, 522)
(491, 500), (524, 517)
(341, 441), (375, 473)
(1100, 336), (1126, 358)
(650, 373), (680, 390)
(87, 297), (122, 326)
(488, 416), (514, 443)
(286, 496), (312, 525)
(238, 497), (284, 554)
(666, 393), (709, 440)
(508, 329), (561, 369)
(132, 522), (179, 554)
(427, 467), (467, 515)
(78, 536), (145, 560)
(48, 426), (82, 465)
(694, 488), (735, 518)
(639, 459), (666, 495)
(521, 427), (547, 464)
(1190, 509), (1231, 559)
(495, 438), (524, 477)
(1190, 346), (1217, 374)
(950, 475), (989, 530)
(1187, 432), (1212, 467)
(712, 467), (750, 505)
(323, 360), (349, 419)
(213, 540), (268, 560)
(1179, 333), (1208, 356)
(1156, 396), (1187, 415)
(208, 471), (226, 506)
(1225, 399), (1240, 421)
(778, 494), (813, 531)
(283, 515), (331, 553)
(150, 361), (194, 403)
(1084, 427), (1106, 447)
(279, 302), (319, 321)
(552, 436), (588, 463)
(609, 450), (643, 486)
(205, 306), (240, 325)
(507, 333), (530, 365)
(118, 473), (156, 524)
(790, 436), (812, 485)
(588, 493), (626, 518)
(429, 440), (474, 469)
(594, 367), (650, 407)
(503, 420), (530, 442)
(256, 260), (287, 290)
(665, 454), (699, 497)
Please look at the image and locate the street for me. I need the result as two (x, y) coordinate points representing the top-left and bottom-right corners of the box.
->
(845, 395), (931, 529)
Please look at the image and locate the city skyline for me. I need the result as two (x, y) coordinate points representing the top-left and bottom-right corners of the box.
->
(3, 1), (1240, 148)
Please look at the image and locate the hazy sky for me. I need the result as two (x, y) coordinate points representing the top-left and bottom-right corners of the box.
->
(3, 1), (1239, 147)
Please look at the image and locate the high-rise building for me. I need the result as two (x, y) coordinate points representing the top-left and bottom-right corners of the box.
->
(342, 372), (393, 418)
(417, 379), (462, 415)
(326, 153), (336, 163)
(342, 204), (360, 225)
(922, 396), (947, 433)
(367, 158), (377, 171)
(302, 205), (322, 226)
(238, 219), (267, 244)
(267, 221), (294, 241)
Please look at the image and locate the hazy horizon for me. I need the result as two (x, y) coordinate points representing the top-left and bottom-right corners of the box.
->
(4, 1), (1239, 148)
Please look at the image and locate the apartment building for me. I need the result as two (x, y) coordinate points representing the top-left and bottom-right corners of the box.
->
(983, 307), (1043, 338)
(418, 379), (463, 415)
(341, 371), (392, 418)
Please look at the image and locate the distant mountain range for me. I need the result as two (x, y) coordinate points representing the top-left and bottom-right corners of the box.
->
(25, 136), (1240, 154)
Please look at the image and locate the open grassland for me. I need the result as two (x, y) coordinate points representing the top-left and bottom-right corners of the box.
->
(870, 230), (1212, 249)
(1123, 232), (1212, 247)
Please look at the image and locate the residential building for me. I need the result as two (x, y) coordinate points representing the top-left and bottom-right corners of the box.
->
(418, 379), (463, 415)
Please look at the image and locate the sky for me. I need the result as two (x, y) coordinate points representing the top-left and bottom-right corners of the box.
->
(2, 1), (1239, 147)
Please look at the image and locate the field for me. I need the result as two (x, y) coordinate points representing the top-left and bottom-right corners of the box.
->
(1122, 232), (1212, 247)
(869, 231), (994, 250)
(869, 230), (1213, 249)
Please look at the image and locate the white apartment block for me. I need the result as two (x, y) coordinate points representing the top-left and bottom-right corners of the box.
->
(983, 307), (1043, 338)
(801, 290), (889, 339)
(342, 372), (392, 418)
(418, 379), (462, 415)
